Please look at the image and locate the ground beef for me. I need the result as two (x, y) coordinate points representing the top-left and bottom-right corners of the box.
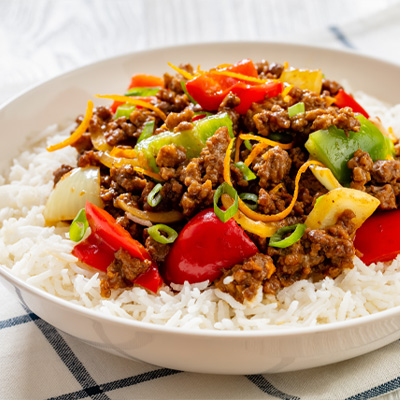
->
(178, 126), (231, 216)
(348, 149), (373, 191)
(165, 107), (194, 131)
(100, 248), (152, 298)
(110, 164), (147, 192)
(77, 150), (101, 168)
(214, 253), (276, 303)
(321, 79), (343, 96)
(156, 144), (187, 168)
(371, 159), (400, 184)
(252, 146), (292, 187)
(144, 235), (171, 266)
(53, 164), (73, 185)
(367, 184), (397, 210)
(265, 210), (356, 294)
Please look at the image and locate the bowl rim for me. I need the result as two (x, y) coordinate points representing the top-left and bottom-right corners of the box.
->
(2, 40), (400, 339)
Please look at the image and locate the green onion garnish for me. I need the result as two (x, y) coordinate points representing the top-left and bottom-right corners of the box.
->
(244, 139), (253, 151)
(138, 120), (155, 143)
(147, 183), (163, 207)
(239, 192), (258, 210)
(269, 223), (307, 248)
(124, 86), (161, 97)
(114, 104), (136, 119)
(147, 224), (178, 244)
(288, 102), (305, 118)
(234, 161), (256, 181)
(213, 182), (239, 223)
(69, 208), (89, 242)
(180, 81), (198, 104)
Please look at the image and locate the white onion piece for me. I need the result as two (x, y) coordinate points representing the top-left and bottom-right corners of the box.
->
(44, 167), (103, 222)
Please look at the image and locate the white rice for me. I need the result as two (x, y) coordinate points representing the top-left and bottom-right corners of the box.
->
(2, 95), (400, 331)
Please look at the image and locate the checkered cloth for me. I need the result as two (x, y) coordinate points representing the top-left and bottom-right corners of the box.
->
(2, 1), (400, 399)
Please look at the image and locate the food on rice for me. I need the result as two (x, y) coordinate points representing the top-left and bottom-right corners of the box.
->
(2, 58), (400, 330)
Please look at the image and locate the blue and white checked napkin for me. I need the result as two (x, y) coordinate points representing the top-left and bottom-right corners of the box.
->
(2, 1), (400, 399)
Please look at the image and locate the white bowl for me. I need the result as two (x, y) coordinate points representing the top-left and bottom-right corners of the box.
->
(1, 42), (400, 374)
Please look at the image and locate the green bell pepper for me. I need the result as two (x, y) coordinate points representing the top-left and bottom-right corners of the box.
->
(305, 115), (395, 185)
(135, 112), (233, 172)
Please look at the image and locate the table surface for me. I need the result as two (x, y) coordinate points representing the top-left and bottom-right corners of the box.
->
(2, 1), (400, 399)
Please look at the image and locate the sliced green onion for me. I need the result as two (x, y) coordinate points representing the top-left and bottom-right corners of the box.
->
(269, 223), (307, 248)
(235, 161), (256, 181)
(125, 86), (161, 97)
(267, 132), (293, 144)
(138, 120), (155, 143)
(69, 208), (89, 242)
(239, 192), (258, 211)
(244, 139), (253, 151)
(213, 182), (238, 223)
(180, 81), (198, 104)
(114, 104), (136, 119)
(288, 102), (305, 118)
(147, 183), (163, 207)
(147, 224), (178, 244)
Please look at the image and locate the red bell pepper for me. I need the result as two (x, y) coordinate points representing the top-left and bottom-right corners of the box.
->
(110, 74), (164, 114)
(185, 59), (282, 114)
(354, 209), (400, 265)
(72, 202), (163, 293)
(163, 208), (258, 284)
(334, 89), (369, 119)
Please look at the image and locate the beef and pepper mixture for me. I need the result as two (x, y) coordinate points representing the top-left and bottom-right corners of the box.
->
(47, 58), (400, 304)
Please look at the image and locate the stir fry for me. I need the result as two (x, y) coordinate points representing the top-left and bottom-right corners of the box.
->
(44, 58), (400, 304)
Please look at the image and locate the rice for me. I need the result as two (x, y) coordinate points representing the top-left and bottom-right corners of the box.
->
(2, 95), (400, 331)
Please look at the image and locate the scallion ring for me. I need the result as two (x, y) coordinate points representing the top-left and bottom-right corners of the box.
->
(239, 192), (258, 211)
(235, 161), (256, 181)
(288, 102), (305, 118)
(147, 183), (163, 207)
(244, 139), (253, 151)
(147, 224), (178, 244)
(269, 223), (307, 248)
(69, 208), (89, 242)
(213, 182), (239, 223)
(138, 120), (155, 143)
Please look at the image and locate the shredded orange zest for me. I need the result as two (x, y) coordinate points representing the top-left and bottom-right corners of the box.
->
(224, 138), (325, 222)
(282, 84), (293, 98)
(110, 147), (137, 159)
(210, 70), (272, 84)
(270, 183), (283, 195)
(167, 62), (194, 80)
(234, 136), (243, 163)
(284, 61), (289, 70)
(115, 196), (183, 223)
(216, 63), (233, 69)
(244, 142), (269, 166)
(239, 133), (293, 150)
(96, 95), (167, 121)
(132, 167), (163, 182)
(47, 100), (93, 152)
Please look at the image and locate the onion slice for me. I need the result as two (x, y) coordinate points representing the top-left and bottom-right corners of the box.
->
(44, 167), (103, 223)
(115, 195), (183, 224)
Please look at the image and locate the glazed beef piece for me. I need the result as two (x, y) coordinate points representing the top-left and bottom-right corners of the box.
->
(215, 253), (276, 303)
(53, 164), (73, 185)
(265, 210), (356, 294)
(178, 126), (231, 216)
(100, 248), (152, 298)
(348, 150), (400, 209)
